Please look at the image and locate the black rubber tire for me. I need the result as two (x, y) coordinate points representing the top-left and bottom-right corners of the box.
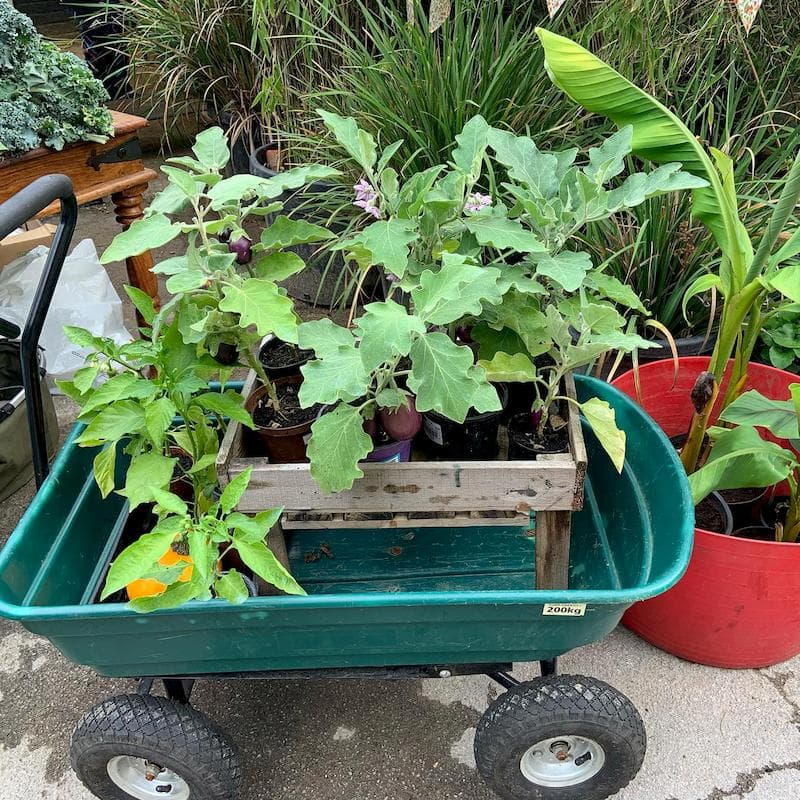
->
(474, 675), (646, 800)
(70, 694), (242, 800)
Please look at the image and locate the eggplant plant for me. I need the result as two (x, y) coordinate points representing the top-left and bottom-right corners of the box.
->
(537, 28), (800, 475)
(298, 113), (702, 490)
(100, 126), (337, 410)
(688, 386), (800, 543)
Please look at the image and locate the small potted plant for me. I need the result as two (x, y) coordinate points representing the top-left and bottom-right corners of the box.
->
(293, 113), (701, 491)
(100, 126), (337, 462)
(60, 126), (325, 610)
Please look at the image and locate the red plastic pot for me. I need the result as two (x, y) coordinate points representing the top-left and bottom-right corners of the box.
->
(612, 357), (800, 668)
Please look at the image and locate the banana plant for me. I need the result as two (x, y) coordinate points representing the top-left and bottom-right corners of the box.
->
(688, 385), (800, 543)
(537, 28), (800, 475)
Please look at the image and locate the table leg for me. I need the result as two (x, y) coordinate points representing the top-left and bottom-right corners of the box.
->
(111, 183), (161, 318)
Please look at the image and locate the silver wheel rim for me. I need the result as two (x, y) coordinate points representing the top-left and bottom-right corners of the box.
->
(106, 755), (190, 800)
(519, 735), (605, 787)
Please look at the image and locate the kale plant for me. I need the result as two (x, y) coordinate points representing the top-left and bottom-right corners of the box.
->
(0, 3), (113, 155)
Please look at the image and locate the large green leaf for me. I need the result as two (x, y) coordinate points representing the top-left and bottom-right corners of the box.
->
(147, 183), (190, 216)
(228, 508), (283, 544)
(144, 396), (177, 448)
(207, 174), (274, 207)
(477, 352), (537, 383)
(100, 213), (180, 264)
(260, 216), (335, 250)
(688, 425), (795, 505)
(236, 539), (306, 595)
(719, 389), (800, 440)
(195, 390), (254, 429)
(536, 28), (745, 269)
(487, 128), (560, 199)
(78, 373), (156, 418)
(408, 332), (501, 423)
(76, 400), (146, 446)
(580, 398), (626, 473)
(355, 300), (426, 370)
(218, 279), (298, 342)
(318, 110), (377, 172)
(253, 252), (306, 282)
(121, 453), (177, 509)
(101, 516), (184, 599)
(412, 256), (502, 325)
(307, 403), (373, 493)
(585, 272), (647, 313)
(214, 570), (249, 604)
(349, 219), (418, 278)
(297, 319), (356, 356)
(220, 466), (252, 514)
(770, 263), (800, 304)
(191, 126), (230, 171)
(92, 444), (117, 498)
(463, 215), (546, 254)
(452, 115), (489, 180)
(299, 343), (371, 406)
(534, 251), (593, 292)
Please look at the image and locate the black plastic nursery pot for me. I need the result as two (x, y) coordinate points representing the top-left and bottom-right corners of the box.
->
(422, 386), (508, 460)
(719, 487), (769, 531)
(506, 411), (570, 461)
(258, 336), (313, 379)
(250, 145), (352, 307)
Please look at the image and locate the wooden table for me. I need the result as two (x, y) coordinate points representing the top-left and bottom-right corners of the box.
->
(0, 110), (161, 310)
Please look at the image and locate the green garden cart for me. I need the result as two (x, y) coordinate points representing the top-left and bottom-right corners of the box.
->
(0, 177), (694, 800)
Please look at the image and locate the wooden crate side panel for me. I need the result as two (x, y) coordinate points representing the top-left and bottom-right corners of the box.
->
(227, 458), (577, 513)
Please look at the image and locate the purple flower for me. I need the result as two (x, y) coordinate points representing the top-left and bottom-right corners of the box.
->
(353, 178), (381, 218)
(465, 192), (492, 213)
(354, 178), (376, 202)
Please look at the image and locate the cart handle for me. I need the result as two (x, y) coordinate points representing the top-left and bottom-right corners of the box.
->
(0, 175), (78, 488)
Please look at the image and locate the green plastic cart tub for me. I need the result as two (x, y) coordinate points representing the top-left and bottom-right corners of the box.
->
(0, 375), (693, 678)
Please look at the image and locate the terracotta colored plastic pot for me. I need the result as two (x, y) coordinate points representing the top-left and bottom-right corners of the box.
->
(612, 357), (800, 668)
(245, 376), (314, 463)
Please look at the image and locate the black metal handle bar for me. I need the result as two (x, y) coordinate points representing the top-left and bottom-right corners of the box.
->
(0, 175), (78, 488)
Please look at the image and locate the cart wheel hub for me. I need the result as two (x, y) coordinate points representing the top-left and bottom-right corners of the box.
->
(520, 735), (605, 787)
(107, 755), (190, 799)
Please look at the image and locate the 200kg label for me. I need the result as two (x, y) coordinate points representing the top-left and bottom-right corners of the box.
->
(542, 603), (587, 617)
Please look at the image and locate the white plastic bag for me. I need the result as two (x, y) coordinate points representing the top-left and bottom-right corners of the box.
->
(0, 239), (132, 386)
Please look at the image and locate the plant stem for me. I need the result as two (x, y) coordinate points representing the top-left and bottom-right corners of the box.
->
(244, 348), (279, 408)
(681, 280), (765, 473)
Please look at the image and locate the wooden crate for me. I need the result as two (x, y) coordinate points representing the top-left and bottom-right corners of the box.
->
(218, 372), (587, 591)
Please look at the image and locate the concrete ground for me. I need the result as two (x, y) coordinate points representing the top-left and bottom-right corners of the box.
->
(0, 159), (799, 800)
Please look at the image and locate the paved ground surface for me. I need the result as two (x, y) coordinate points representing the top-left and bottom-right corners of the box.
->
(0, 158), (799, 800)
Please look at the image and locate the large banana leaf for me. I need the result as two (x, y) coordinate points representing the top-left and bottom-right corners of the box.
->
(536, 28), (750, 278)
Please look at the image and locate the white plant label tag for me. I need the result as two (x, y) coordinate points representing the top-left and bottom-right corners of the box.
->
(423, 417), (444, 446)
(542, 603), (586, 617)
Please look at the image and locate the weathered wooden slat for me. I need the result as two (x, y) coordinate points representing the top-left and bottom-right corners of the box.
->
(282, 511), (529, 530)
(226, 457), (577, 513)
(534, 509), (572, 589)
